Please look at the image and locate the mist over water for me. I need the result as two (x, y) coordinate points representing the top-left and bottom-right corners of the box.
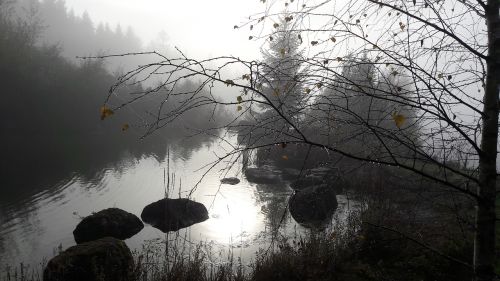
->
(0, 0), (360, 270)
(0, 132), (359, 266)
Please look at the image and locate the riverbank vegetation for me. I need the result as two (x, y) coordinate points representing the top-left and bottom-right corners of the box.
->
(1, 0), (495, 280)
(99, 0), (496, 278)
(3, 179), (474, 281)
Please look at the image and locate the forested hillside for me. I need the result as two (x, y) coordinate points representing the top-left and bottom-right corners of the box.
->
(0, 0), (228, 194)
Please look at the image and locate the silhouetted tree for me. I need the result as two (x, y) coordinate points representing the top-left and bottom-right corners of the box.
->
(95, 0), (498, 279)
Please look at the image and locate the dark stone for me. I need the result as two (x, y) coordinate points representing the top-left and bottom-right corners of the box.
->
(73, 208), (144, 244)
(141, 198), (209, 232)
(43, 237), (134, 281)
(220, 177), (240, 185)
(245, 167), (281, 184)
(289, 184), (338, 228)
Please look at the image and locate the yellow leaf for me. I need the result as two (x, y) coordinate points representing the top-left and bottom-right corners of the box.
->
(280, 48), (286, 56)
(242, 74), (250, 80)
(237, 96), (243, 103)
(392, 113), (406, 128)
(121, 123), (130, 131)
(316, 82), (323, 89)
(438, 73), (443, 79)
(305, 88), (311, 94)
(273, 89), (280, 96)
(100, 106), (114, 120)
(225, 79), (235, 86)
(237, 105), (243, 111)
(282, 155), (289, 160)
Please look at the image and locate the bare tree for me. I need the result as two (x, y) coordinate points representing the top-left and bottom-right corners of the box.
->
(95, 0), (498, 279)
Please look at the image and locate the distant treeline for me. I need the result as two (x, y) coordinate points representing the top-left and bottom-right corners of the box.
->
(0, 0), (229, 194)
(12, 0), (170, 72)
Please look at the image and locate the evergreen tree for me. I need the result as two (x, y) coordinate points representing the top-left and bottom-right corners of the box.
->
(257, 14), (305, 129)
(310, 55), (420, 159)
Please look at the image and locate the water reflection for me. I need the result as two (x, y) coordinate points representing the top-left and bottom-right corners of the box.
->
(0, 130), (219, 265)
(254, 183), (292, 232)
(0, 132), (360, 269)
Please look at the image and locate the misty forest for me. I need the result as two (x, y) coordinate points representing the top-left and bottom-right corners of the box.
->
(0, 0), (499, 280)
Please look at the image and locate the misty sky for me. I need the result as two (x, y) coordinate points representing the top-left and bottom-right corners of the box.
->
(63, 0), (263, 58)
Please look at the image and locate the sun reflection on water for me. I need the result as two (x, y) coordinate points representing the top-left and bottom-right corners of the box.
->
(202, 191), (263, 243)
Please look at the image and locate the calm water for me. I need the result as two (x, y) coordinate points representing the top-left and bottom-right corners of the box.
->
(0, 132), (359, 269)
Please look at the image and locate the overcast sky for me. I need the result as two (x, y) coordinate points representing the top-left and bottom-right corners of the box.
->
(63, 0), (264, 58)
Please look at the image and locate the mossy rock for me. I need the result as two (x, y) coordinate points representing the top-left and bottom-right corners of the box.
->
(73, 208), (144, 244)
(43, 237), (134, 281)
(141, 198), (209, 232)
(289, 184), (338, 227)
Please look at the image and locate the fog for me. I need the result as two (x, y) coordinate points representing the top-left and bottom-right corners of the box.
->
(0, 0), (495, 279)
(49, 0), (262, 58)
(1, 0), (234, 191)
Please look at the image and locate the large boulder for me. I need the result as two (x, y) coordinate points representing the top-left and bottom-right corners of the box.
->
(73, 208), (144, 244)
(43, 237), (134, 281)
(141, 198), (209, 232)
(289, 184), (338, 228)
(244, 167), (281, 184)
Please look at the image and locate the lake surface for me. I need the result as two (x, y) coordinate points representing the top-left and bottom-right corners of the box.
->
(0, 132), (359, 270)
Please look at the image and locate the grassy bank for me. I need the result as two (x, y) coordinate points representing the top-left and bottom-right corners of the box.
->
(2, 164), (478, 281)
(2, 204), (473, 281)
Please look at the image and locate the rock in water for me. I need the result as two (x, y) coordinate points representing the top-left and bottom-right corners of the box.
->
(289, 184), (338, 228)
(244, 167), (281, 184)
(141, 198), (209, 232)
(220, 177), (240, 185)
(43, 237), (134, 281)
(73, 208), (144, 244)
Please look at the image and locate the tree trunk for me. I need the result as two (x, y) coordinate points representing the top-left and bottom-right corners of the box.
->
(475, 1), (499, 280)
